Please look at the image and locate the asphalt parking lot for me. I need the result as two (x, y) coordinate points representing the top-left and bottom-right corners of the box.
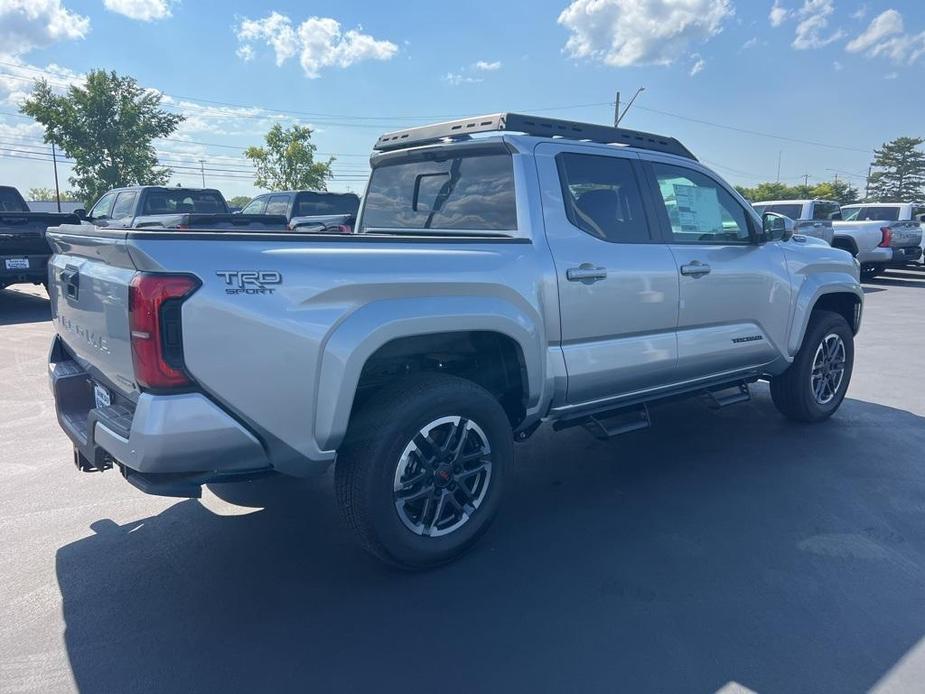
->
(2, 270), (924, 694)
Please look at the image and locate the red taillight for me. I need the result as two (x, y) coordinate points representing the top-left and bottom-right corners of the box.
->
(879, 226), (893, 247)
(129, 273), (200, 390)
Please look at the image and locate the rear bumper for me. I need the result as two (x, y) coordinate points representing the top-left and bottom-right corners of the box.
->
(0, 253), (49, 285)
(889, 246), (922, 265)
(48, 335), (271, 497)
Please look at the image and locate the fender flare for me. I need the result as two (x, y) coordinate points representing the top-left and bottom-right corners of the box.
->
(313, 296), (545, 451)
(787, 274), (863, 356)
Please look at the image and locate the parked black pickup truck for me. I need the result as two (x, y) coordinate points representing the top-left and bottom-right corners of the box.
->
(240, 190), (359, 231)
(85, 186), (288, 230)
(0, 186), (79, 291)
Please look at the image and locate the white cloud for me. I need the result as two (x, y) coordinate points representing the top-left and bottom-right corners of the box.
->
(0, 56), (84, 107)
(741, 36), (759, 49)
(235, 12), (398, 78)
(557, 0), (733, 67)
(792, 0), (844, 50)
(851, 4), (867, 21)
(103, 0), (173, 22)
(473, 60), (501, 71)
(689, 54), (705, 75)
(846, 9), (925, 65)
(833, 59), (843, 70)
(769, 1), (791, 27)
(884, 71), (898, 79)
(443, 72), (483, 86)
(0, 0), (89, 55)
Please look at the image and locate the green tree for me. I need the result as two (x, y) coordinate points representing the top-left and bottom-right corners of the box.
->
(735, 181), (797, 202)
(227, 195), (253, 209)
(27, 187), (79, 202)
(20, 70), (184, 206)
(867, 136), (925, 201)
(245, 124), (333, 191)
(810, 179), (860, 205)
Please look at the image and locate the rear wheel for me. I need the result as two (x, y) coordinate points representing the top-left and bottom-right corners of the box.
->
(335, 374), (512, 568)
(770, 310), (854, 423)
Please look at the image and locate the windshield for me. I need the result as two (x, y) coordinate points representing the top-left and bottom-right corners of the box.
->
(295, 192), (360, 217)
(752, 203), (803, 220)
(0, 187), (28, 212)
(141, 190), (227, 215)
(360, 150), (517, 233)
(841, 206), (901, 222)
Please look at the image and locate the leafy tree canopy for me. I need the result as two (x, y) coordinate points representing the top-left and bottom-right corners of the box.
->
(245, 124), (333, 191)
(20, 70), (183, 207)
(735, 179), (860, 205)
(27, 187), (79, 202)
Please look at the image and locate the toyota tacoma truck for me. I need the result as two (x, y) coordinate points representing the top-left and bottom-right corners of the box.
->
(833, 202), (923, 280)
(45, 113), (863, 568)
(84, 186), (288, 231)
(1, 186), (80, 292)
(751, 199), (839, 244)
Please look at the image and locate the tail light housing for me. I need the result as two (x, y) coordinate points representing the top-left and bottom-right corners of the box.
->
(879, 226), (893, 247)
(129, 273), (200, 390)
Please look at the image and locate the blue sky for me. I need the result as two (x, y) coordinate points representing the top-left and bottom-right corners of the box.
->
(0, 0), (923, 201)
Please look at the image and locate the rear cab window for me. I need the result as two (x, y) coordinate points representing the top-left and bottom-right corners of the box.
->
(754, 203), (804, 220)
(142, 190), (227, 215)
(359, 145), (517, 233)
(295, 192), (360, 216)
(0, 187), (28, 212)
(841, 206), (901, 222)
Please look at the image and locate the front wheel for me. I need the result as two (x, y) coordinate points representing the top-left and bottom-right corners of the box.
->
(770, 310), (854, 423)
(335, 374), (512, 568)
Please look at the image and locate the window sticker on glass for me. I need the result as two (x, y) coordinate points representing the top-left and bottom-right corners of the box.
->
(671, 184), (722, 234)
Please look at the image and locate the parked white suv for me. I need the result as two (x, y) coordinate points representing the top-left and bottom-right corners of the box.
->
(751, 199), (839, 244)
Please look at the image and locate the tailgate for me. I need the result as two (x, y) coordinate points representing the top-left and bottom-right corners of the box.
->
(47, 227), (139, 399)
(889, 222), (922, 248)
(0, 214), (53, 255)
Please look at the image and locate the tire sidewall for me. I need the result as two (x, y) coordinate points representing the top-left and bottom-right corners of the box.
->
(352, 381), (512, 567)
(794, 314), (854, 419)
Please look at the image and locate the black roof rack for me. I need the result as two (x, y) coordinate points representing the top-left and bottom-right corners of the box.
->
(373, 112), (696, 160)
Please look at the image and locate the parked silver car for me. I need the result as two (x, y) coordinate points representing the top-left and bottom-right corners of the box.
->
(46, 113), (863, 567)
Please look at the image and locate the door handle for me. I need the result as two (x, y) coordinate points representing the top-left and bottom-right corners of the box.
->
(566, 265), (608, 282)
(680, 261), (711, 277)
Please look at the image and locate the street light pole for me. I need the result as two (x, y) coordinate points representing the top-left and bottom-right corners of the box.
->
(199, 160), (206, 188)
(615, 87), (645, 126)
(51, 143), (61, 213)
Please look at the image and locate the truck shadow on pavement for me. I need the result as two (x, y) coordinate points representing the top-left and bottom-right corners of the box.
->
(55, 388), (925, 694)
(0, 287), (50, 326)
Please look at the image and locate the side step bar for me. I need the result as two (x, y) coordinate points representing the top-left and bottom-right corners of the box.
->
(553, 403), (652, 441)
(703, 383), (751, 409)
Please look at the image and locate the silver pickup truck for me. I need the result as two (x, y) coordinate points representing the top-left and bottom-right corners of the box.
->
(46, 113), (863, 568)
(833, 202), (924, 280)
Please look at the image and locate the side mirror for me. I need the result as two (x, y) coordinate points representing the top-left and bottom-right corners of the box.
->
(761, 212), (795, 242)
(73, 208), (86, 220)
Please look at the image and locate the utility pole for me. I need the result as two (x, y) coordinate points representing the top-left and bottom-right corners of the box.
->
(613, 92), (620, 127)
(864, 164), (872, 200)
(615, 87), (645, 126)
(776, 150), (782, 183)
(801, 173), (810, 187)
(51, 143), (61, 213)
(199, 160), (206, 187)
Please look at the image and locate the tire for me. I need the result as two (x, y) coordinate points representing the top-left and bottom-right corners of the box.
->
(860, 264), (885, 281)
(335, 373), (512, 569)
(770, 310), (854, 423)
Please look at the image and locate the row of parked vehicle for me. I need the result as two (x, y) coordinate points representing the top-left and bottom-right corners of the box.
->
(752, 198), (925, 280)
(0, 184), (360, 292)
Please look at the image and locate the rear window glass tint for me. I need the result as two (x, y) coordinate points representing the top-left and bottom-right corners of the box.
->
(296, 193), (359, 216)
(142, 191), (226, 214)
(361, 152), (516, 231)
(842, 206), (901, 221)
(754, 203), (803, 219)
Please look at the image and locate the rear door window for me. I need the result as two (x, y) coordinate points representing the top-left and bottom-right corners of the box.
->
(755, 203), (804, 220)
(842, 206), (901, 221)
(812, 202), (840, 220)
(555, 152), (651, 243)
(0, 188), (28, 211)
(265, 195), (291, 216)
(241, 197), (266, 215)
(111, 191), (137, 221)
(360, 150), (517, 232)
